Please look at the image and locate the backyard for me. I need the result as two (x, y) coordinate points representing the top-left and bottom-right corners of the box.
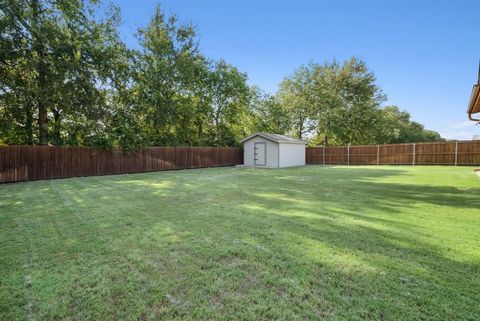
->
(1, 165), (479, 321)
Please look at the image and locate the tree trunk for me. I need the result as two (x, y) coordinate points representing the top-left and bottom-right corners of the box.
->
(53, 109), (62, 145)
(32, 0), (48, 145)
(38, 104), (48, 145)
(196, 118), (203, 145)
(297, 117), (304, 139)
(25, 104), (33, 144)
(214, 112), (221, 146)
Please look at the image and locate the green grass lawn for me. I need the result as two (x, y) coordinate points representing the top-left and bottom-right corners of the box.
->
(1, 166), (479, 321)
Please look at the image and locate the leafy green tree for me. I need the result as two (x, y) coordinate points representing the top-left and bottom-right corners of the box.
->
(204, 60), (250, 145)
(376, 106), (443, 143)
(421, 129), (443, 142)
(278, 58), (385, 144)
(248, 86), (291, 134)
(329, 58), (386, 145)
(1, 0), (128, 147)
(134, 5), (208, 146)
(277, 65), (316, 139)
(132, 7), (251, 147)
(1, 0), (38, 144)
(277, 58), (443, 146)
(0, 2), (444, 149)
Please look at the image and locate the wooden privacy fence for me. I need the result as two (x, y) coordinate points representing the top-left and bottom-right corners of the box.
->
(0, 146), (243, 183)
(306, 140), (480, 166)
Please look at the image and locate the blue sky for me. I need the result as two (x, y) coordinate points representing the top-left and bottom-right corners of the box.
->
(112, 0), (480, 140)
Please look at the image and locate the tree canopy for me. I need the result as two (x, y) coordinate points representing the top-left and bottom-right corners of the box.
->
(0, 1), (444, 148)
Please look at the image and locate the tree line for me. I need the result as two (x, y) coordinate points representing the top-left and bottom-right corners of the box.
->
(0, 0), (443, 149)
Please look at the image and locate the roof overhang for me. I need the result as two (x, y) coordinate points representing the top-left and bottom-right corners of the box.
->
(467, 61), (480, 122)
(467, 84), (480, 122)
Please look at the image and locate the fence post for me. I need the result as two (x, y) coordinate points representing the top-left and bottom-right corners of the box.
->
(323, 145), (325, 166)
(455, 141), (458, 166)
(412, 143), (416, 166)
(190, 146), (193, 169)
(376, 145), (379, 165)
(174, 146), (177, 169)
(347, 145), (350, 166)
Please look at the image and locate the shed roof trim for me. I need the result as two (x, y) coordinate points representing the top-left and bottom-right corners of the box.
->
(240, 132), (306, 144)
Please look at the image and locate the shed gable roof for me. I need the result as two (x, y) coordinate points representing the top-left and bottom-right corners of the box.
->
(240, 132), (306, 144)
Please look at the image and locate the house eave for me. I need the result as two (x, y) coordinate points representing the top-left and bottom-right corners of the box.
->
(467, 81), (480, 122)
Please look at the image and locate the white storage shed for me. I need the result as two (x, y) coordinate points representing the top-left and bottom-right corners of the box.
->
(240, 132), (306, 168)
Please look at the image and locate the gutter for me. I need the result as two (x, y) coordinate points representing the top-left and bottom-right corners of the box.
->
(468, 114), (480, 122)
(468, 85), (480, 122)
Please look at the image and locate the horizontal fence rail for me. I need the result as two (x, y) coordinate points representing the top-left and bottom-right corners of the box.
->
(0, 146), (243, 183)
(306, 140), (480, 166)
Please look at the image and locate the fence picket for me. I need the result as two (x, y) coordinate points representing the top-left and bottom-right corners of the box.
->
(0, 146), (243, 183)
(306, 140), (480, 167)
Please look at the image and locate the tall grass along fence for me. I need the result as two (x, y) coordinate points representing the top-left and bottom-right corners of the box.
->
(0, 146), (243, 183)
(306, 140), (480, 166)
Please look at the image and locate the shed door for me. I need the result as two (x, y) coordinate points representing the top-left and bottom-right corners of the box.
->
(254, 142), (266, 166)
